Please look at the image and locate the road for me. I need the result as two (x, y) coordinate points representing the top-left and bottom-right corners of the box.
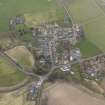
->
(0, 51), (41, 79)
(82, 53), (105, 62)
(0, 50), (78, 85)
(0, 78), (29, 93)
(63, 5), (74, 25)
(56, 0), (74, 25)
(41, 60), (79, 83)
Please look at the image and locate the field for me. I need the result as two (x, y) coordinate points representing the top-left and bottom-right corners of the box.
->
(0, 55), (26, 87)
(45, 82), (105, 105)
(5, 46), (35, 69)
(0, 88), (34, 105)
(0, 0), (64, 31)
(69, 0), (105, 52)
(0, 32), (20, 49)
(75, 40), (102, 57)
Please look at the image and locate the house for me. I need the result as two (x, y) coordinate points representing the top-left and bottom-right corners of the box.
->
(81, 54), (105, 80)
(70, 48), (81, 62)
(60, 64), (71, 72)
(34, 22), (82, 68)
(27, 84), (39, 101)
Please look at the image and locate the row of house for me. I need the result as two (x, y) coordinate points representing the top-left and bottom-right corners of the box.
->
(33, 23), (83, 45)
(81, 54), (105, 80)
(27, 79), (43, 101)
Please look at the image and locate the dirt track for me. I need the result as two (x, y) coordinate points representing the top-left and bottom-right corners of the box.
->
(56, 0), (75, 6)
(46, 82), (105, 105)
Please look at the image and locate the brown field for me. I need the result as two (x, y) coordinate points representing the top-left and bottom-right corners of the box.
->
(46, 82), (105, 105)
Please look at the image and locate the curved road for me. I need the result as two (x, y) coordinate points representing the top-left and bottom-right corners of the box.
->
(0, 51), (41, 79)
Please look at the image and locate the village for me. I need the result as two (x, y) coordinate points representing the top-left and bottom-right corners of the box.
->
(34, 23), (82, 70)
(25, 22), (84, 101)
(6, 15), (105, 103)
(1, 0), (105, 105)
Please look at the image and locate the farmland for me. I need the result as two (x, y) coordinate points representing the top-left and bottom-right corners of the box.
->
(45, 82), (105, 105)
(0, 88), (32, 105)
(5, 46), (35, 69)
(75, 40), (102, 58)
(0, 55), (26, 87)
(0, 0), (64, 31)
(69, 0), (105, 52)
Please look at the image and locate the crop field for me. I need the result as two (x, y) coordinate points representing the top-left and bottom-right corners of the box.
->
(0, 55), (26, 87)
(46, 82), (105, 105)
(0, 0), (64, 31)
(69, 0), (105, 52)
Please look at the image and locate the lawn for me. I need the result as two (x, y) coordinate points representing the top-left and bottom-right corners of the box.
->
(69, 0), (105, 52)
(0, 0), (64, 31)
(0, 55), (26, 87)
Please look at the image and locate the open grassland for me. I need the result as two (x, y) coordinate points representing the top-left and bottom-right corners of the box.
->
(46, 82), (105, 105)
(0, 0), (64, 31)
(0, 55), (26, 87)
(69, 0), (105, 52)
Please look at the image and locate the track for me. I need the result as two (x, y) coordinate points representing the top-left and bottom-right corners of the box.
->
(0, 51), (41, 79)
(0, 77), (29, 93)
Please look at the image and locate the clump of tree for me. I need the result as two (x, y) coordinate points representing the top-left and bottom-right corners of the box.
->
(48, 69), (71, 82)
(33, 55), (52, 75)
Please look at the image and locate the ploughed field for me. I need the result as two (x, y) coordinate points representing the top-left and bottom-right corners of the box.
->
(46, 82), (105, 105)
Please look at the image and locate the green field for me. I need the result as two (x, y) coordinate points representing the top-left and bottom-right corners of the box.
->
(0, 0), (64, 31)
(0, 55), (26, 87)
(75, 40), (102, 58)
(69, 0), (105, 52)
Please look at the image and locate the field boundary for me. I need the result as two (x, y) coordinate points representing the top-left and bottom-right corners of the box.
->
(0, 77), (30, 93)
(44, 81), (105, 100)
